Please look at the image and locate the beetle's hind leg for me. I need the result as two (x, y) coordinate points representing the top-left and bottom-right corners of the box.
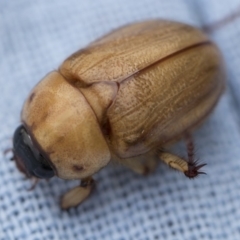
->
(61, 177), (95, 209)
(159, 133), (206, 178)
(184, 133), (206, 178)
(113, 151), (158, 175)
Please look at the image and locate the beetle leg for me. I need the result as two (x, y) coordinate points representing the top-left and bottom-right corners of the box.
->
(121, 157), (158, 175)
(184, 132), (206, 178)
(159, 152), (189, 172)
(159, 134), (206, 178)
(113, 150), (158, 175)
(61, 177), (95, 209)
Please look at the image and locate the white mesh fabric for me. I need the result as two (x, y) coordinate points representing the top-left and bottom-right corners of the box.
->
(1, 1), (240, 239)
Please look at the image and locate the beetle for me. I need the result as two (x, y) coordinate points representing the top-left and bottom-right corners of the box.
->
(12, 19), (226, 209)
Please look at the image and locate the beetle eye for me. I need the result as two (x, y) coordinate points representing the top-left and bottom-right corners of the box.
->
(12, 125), (55, 179)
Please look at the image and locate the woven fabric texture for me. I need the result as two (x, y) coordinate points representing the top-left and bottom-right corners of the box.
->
(1, 0), (240, 239)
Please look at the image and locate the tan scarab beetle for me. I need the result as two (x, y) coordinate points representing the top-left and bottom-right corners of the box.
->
(12, 19), (225, 209)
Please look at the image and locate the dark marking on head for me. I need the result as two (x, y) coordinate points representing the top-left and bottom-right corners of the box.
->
(55, 136), (65, 144)
(39, 112), (49, 123)
(72, 165), (84, 172)
(12, 125), (55, 179)
(29, 92), (36, 103)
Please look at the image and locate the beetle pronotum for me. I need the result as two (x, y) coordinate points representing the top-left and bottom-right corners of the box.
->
(12, 10), (238, 209)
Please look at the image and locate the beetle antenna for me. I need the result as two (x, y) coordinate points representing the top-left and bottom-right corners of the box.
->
(202, 5), (240, 33)
(4, 148), (13, 156)
(28, 178), (39, 191)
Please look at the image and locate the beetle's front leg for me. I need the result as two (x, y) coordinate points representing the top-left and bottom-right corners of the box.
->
(159, 133), (206, 178)
(61, 177), (95, 209)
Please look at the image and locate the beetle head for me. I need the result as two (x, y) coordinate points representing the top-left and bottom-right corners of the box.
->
(12, 125), (55, 179)
(18, 71), (111, 180)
